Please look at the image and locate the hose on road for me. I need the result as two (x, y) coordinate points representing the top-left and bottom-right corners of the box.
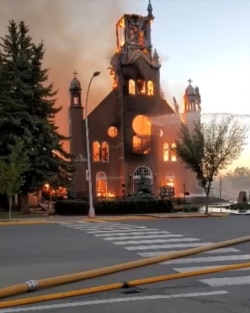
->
(1, 261), (250, 308)
(0, 236), (249, 300)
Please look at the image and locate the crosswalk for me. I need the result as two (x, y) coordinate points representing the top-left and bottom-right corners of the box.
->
(60, 221), (250, 288)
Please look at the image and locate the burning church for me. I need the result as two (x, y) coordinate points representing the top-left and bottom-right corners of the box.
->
(69, 1), (201, 200)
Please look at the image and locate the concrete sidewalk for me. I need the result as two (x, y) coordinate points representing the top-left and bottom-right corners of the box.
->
(0, 212), (229, 225)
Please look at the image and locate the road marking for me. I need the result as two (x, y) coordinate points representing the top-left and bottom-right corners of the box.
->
(138, 247), (240, 257)
(173, 265), (250, 272)
(200, 275), (250, 287)
(64, 225), (146, 231)
(87, 227), (155, 234)
(75, 227), (139, 231)
(0, 291), (228, 312)
(114, 237), (200, 245)
(94, 230), (167, 236)
(103, 234), (184, 241)
(126, 240), (204, 250)
(76, 224), (144, 229)
(161, 254), (250, 264)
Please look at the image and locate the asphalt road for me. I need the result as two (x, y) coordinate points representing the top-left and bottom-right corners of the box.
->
(0, 216), (250, 313)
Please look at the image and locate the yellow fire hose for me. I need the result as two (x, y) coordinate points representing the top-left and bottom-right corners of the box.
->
(1, 261), (250, 308)
(0, 236), (249, 300)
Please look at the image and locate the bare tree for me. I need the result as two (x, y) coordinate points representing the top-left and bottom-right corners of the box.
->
(175, 115), (248, 214)
(222, 167), (250, 199)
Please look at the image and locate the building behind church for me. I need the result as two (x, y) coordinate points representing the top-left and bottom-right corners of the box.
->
(69, 1), (201, 200)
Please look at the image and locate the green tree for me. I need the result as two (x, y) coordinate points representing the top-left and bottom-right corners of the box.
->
(175, 115), (247, 214)
(136, 175), (152, 194)
(0, 20), (73, 211)
(0, 141), (29, 219)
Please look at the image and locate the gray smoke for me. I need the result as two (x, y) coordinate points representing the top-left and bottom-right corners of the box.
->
(0, 0), (142, 139)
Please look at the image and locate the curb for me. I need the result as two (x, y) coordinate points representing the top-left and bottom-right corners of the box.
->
(80, 214), (229, 222)
(0, 213), (229, 225)
(140, 213), (229, 219)
(0, 220), (49, 226)
(81, 216), (158, 222)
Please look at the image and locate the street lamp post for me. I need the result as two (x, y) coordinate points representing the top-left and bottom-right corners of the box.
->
(85, 71), (100, 218)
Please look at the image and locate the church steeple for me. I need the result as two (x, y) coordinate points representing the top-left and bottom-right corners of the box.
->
(147, 0), (153, 18)
(184, 79), (201, 113)
(69, 71), (82, 107)
(115, 4), (155, 65)
(153, 49), (159, 66)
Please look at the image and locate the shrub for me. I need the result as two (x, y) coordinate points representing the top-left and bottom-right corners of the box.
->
(182, 206), (200, 212)
(54, 199), (173, 215)
(229, 203), (250, 212)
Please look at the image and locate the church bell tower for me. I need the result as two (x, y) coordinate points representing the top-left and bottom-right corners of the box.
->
(69, 72), (86, 193)
(108, 1), (165, 196)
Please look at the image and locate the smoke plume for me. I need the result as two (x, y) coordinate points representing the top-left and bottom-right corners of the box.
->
(0, 0), (142, 141)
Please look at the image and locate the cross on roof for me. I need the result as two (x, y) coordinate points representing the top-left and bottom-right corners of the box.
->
(73, 70), (78, 78)
(188, 78), (192, 85)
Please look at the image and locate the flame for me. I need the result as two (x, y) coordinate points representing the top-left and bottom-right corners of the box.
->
(116, 16), (125, 52)
(167, 181), (174, 187)
(107, 192), (116, 198)
(97, 192), (116, 198)
(108, 66), (118, 89)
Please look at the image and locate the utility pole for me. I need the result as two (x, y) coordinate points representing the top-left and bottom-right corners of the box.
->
(183, 183), (186, 205)
(219, 176), (222, 212)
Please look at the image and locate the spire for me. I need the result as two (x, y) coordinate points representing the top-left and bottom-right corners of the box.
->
(70, 70), (81, 91)
(184, 79), (201, 113)
(153, 49), (160, 65)
(153, 49), (159, 59)
(147, 0), (153, 18)
(73, 70), (78, 78)
(69, 70), (82, 106)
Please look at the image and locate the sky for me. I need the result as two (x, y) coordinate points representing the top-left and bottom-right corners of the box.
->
(0, 0), (250, 170)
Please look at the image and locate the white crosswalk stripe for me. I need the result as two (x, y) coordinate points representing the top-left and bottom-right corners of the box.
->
(114, 237), (200, 245)
(200, 276), (250, 287)
(161, 254), (250, 265)
(104, 234), (183, 241)
(87, 227), (155, 234)
(60, 221), (250, 289)
(95, 231), (170, 236)
(172, 265), (250, 272)
(138, 247), (240, 257)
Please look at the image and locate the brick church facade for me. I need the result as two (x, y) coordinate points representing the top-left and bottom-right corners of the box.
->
(69, 1), (201, 199)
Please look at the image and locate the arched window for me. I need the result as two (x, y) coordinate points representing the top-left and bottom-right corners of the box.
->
(132, 115), (151, 154)
(92, 141), (100, 162)
(96, 171), (107, 197)
(147, 80), (154, 96)
(101, 141), (109, 162)
(163, 143), (169, 161)
(170, 143), (177, 161)
(128, 79), (136, 95)
(137, 79), (146, 94)
(133, 166), (153, 193)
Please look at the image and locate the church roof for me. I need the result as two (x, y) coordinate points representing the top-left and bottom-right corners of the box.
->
(126, 49), (160, 68)
(70, 77), (81, 90)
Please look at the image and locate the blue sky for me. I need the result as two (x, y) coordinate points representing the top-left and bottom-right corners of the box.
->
(134, 0), (250, 116)
(135, 0), (250, 168)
